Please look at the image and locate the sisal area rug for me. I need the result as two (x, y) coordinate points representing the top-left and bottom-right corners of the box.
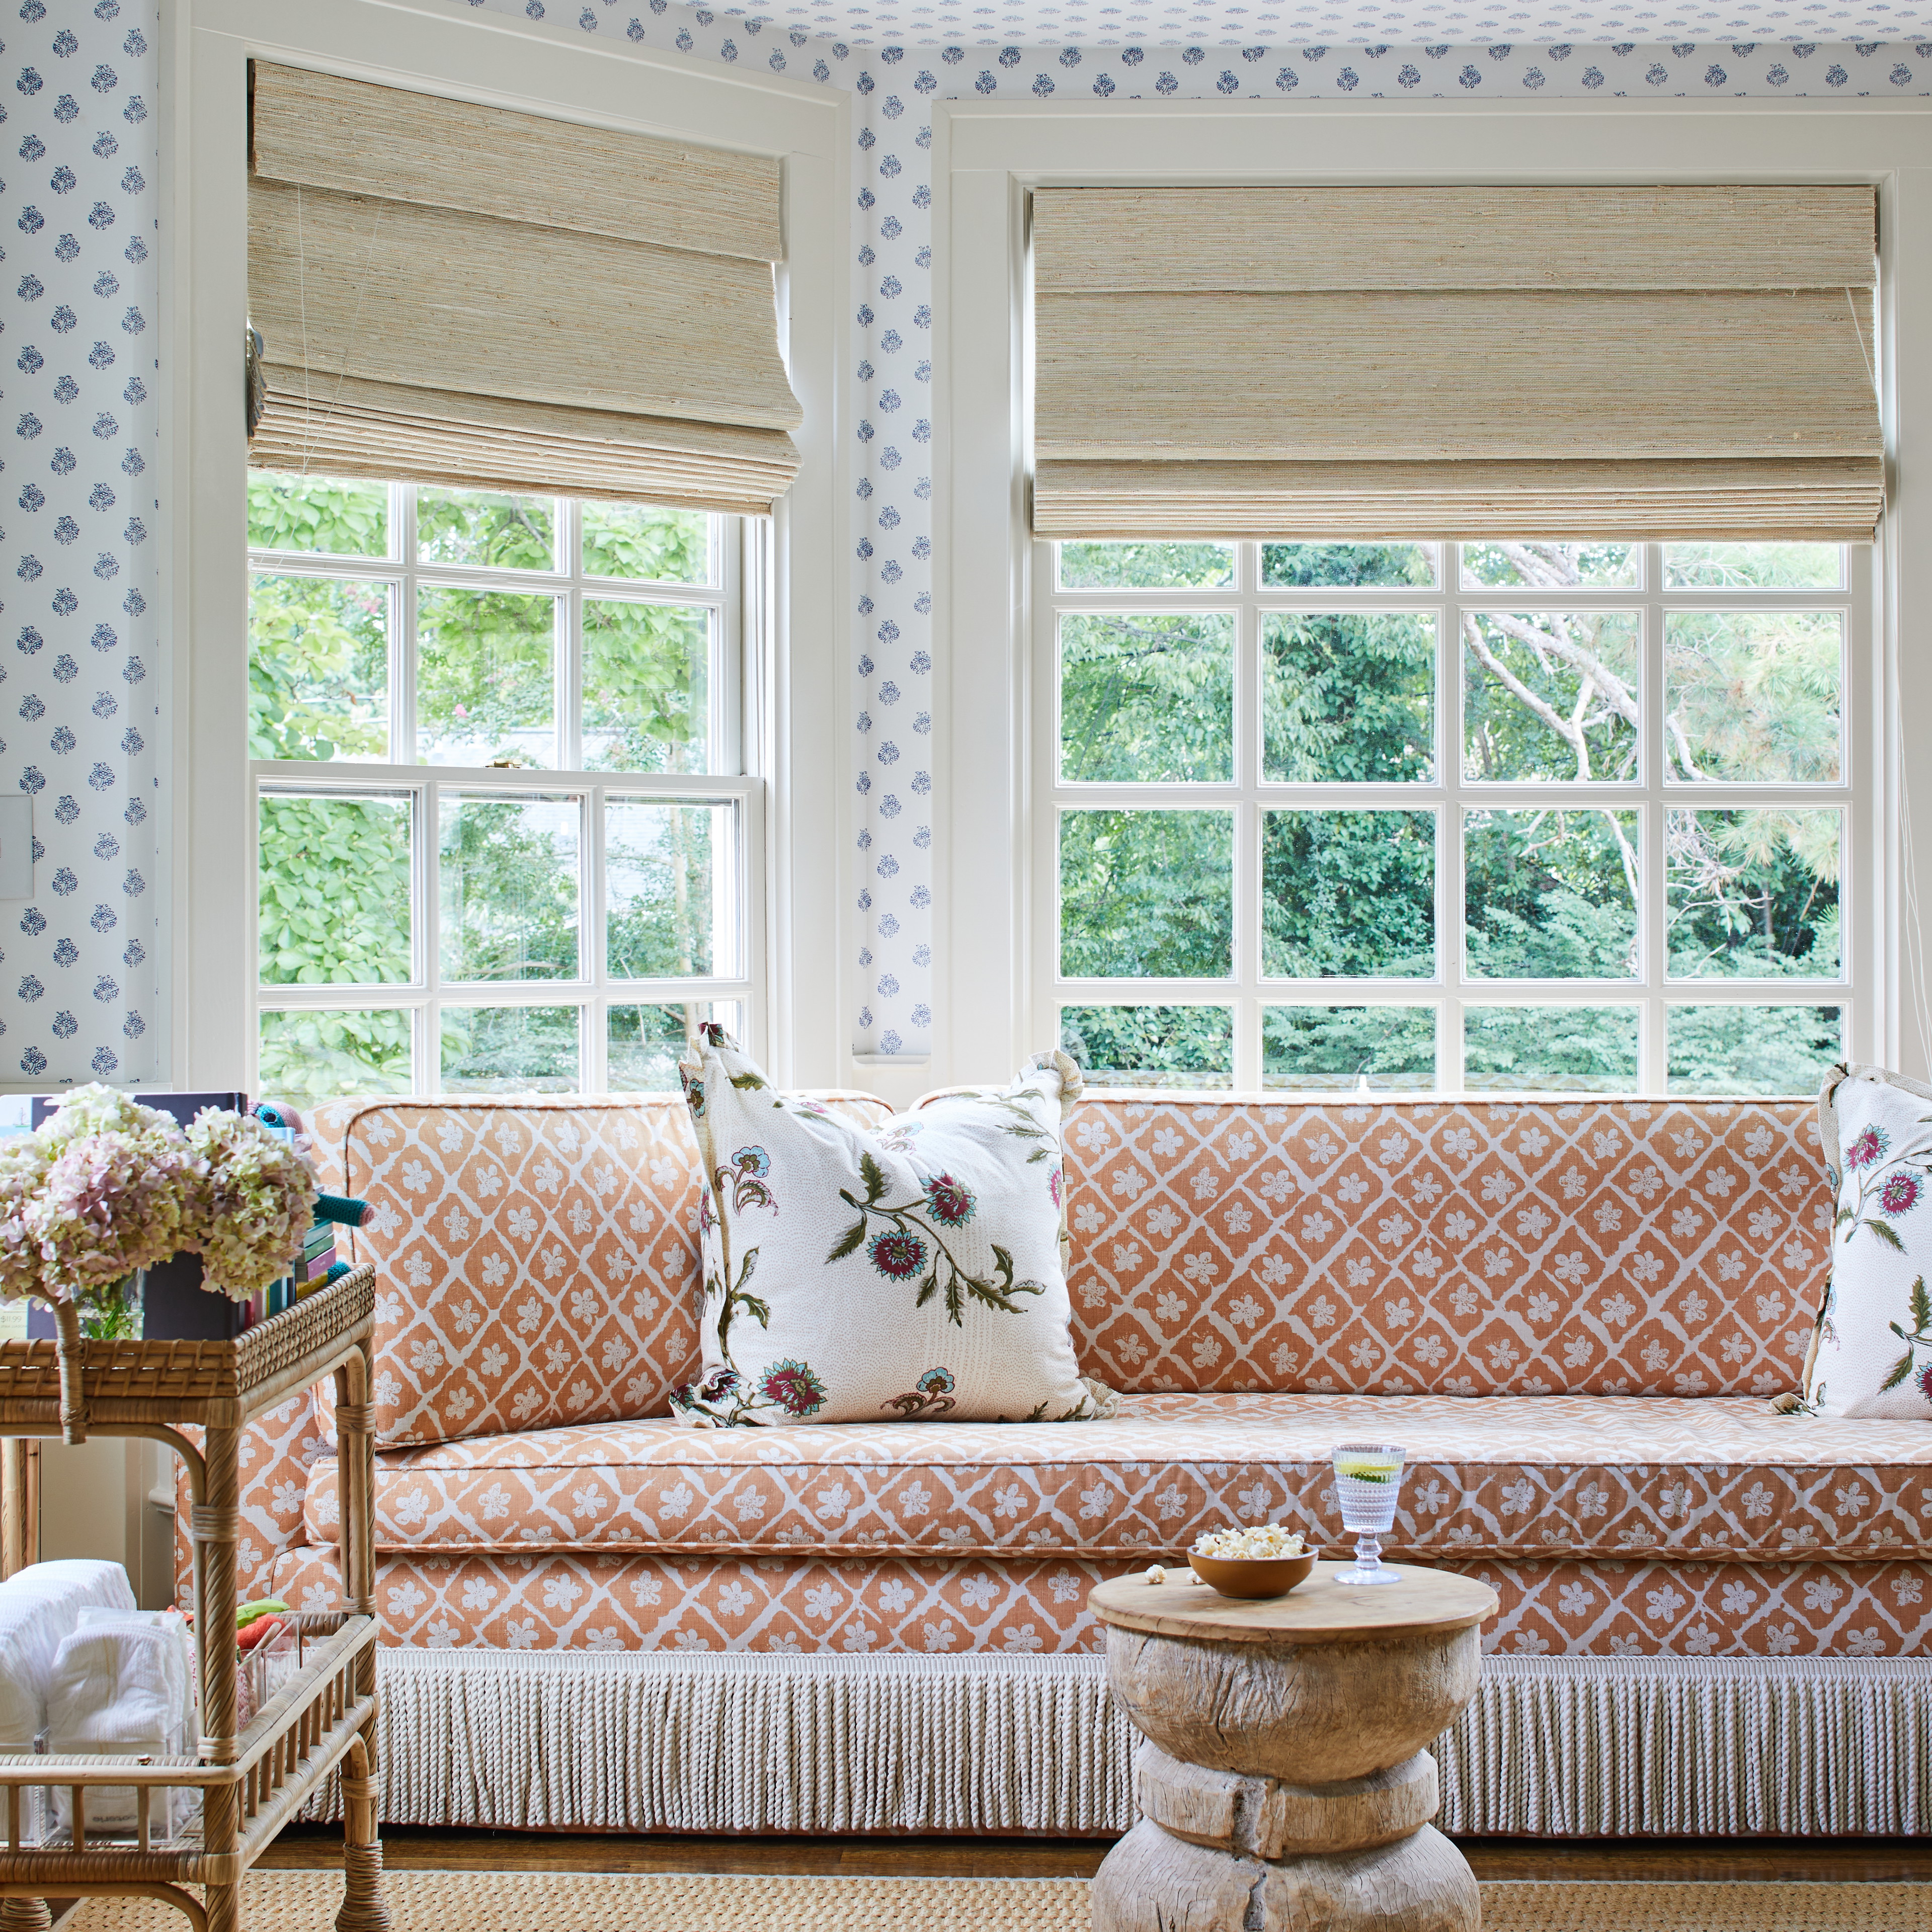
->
(62, 1869), (1932, 1930)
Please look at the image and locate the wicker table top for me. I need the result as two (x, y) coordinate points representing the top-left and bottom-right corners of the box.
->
(0, 1266), (375, 1434)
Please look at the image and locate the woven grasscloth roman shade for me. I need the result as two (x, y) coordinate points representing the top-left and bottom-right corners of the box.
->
(1031, 186), (1883, 542)
(247, 64), (801, 515)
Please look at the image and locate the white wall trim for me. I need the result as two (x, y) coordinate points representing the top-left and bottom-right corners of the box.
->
(168, 0), (850, 1091)
(935, 96), (1932, 1089)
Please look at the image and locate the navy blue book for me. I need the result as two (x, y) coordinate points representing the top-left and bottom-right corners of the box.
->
(28, 1091), (251, 1342)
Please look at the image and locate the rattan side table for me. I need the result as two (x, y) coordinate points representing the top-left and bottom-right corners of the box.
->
(0, 1265), (390, 1932)
(1089, 1561), (1498, 1932)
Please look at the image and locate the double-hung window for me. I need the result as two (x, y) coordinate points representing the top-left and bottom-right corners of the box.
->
(248, 472), (760, 1104)
(1038, 537), (1866, 1096)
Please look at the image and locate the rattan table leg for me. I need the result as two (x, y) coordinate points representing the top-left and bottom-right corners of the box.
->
(206, 1879), (240, 1932)
(336, 1735), (392, 1932)
(0, 1895), (51, 1930)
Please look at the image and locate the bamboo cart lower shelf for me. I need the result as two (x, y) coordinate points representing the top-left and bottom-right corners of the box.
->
(0, 1267), (390, 1932)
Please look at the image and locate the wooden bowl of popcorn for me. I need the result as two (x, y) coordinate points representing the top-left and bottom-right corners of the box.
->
(1187, 1524), (1316, 1599)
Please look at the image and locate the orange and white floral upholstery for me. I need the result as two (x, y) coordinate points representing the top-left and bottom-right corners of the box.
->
(1061, 1096), (1824, 1397)
(193, 1090), (1932, 1837)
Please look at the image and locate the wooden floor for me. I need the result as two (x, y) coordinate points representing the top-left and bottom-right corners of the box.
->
(260, 1825), (1932, 1883)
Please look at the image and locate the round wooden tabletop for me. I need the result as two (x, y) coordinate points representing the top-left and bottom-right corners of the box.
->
(1088, 1562), (1499, 1645)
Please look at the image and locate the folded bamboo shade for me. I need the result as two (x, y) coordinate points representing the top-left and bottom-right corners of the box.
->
(1031, 186), (1883, 542)
(247, 63), (801, 514)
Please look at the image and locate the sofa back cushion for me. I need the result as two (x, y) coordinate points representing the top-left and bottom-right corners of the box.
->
(307, 1093), (891, 1448)
(1061, 1094), (1827, 1398)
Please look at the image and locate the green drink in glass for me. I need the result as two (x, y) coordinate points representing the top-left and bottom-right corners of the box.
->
(1331, 1441), (1406, 1586)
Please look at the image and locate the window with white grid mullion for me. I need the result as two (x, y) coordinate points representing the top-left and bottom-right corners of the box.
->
(246, 474), (761, 1103)
(1035, 538), (1867, 1098)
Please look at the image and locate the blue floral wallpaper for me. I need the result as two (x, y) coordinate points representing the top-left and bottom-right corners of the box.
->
(2, 0), (157, 1088)
(6, 0), (1922, 1080)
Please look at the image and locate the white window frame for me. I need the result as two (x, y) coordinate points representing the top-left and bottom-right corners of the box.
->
(249, 484), (764, 1093)
(1034, 538), (1870, 1094)
(935, 97), (1932, 1092)
(166, 0), (852, 1094)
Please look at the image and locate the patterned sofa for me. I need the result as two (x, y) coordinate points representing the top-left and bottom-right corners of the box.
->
(193, 1089), (1932, 1837)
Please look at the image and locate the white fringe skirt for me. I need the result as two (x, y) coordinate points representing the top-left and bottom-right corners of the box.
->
(311, 1649), (1932, 1838)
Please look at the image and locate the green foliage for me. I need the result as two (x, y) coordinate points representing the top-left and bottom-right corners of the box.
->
(257, 1008), (412, 1106)
(1462, 540), (1637, 588)
(440, 1005), (579, 1092)
(1056, 540), (1841, 1095)
(1262, 542), (1434, 588)
(1464, 1005), (1641, 1091)
(607, 802), (722, 978)
(1463, 810), (1638, 980)
(1060, 1005), (1233, 1087)
(417, 586), (556, 766)
(1665, 1004), (1842, 1094)
(1057, 541), (1232, 588)
(1664, 610), (1841, 783)
(248, 475), (723, 1103)
(1059, 613), (1232, 781)
(584, 503), (711, 583)
(606, 1002), (710, 1093)
(247, 473), (387, 558)
(1665, 809), (1840, 978)
(1462, 607), (1640, 782)
(438, 797), (580, 983)
(1261, 810), (1434, 978)
(1663, 542), (1841, 590)
(257, 795), (411, 986)
(1060, 811), (1232, 977)
(1262, 612), (1433, 782)
(1262, 1006), (1436, 1090)
(248, 573), (387, 763)
(417, 489), (555, 570)
(585, 601), (710, 773)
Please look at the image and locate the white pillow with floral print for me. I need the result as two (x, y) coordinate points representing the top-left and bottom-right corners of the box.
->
(1802, 1063), (1932, 1419)
(671, 1029), (1113, 1427)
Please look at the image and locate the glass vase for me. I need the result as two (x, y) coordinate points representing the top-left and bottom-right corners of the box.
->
(74, 1270), (144, 1341)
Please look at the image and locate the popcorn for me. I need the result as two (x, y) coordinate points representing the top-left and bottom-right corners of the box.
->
(1145, 1565), (1167, 1585)
(1191, 1524), (1309, 1561)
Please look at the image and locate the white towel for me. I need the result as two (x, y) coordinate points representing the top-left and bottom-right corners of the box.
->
(0, 1560), (134, 1746)
(48, 1614), (194, 1836)
(74, 1607), (197, 1740)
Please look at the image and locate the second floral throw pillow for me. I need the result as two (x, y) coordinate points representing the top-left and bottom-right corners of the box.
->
(1801, 1062), (1932, 1418)
(671, 1029), (1113, 1427)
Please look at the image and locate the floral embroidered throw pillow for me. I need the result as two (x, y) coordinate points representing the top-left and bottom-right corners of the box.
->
(671, 1028), (1114, 1427)
(1802, 1063), (1932, 1418)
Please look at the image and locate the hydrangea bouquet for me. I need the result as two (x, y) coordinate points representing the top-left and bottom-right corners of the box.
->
(0, 1084), (315, 1346)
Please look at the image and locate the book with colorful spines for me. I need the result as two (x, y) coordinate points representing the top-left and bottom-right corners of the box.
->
(254, 1102), (375, 1302)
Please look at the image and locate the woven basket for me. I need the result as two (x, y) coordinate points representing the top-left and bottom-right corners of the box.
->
(0, 1269), (376, 1443)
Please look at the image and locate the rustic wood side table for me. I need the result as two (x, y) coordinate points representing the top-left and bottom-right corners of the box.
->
(1089, 1561), (1498, 1932)
(0, 1266), (390, 1932)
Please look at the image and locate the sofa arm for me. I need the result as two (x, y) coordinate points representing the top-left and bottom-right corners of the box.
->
(171, 1385), (331, 1614)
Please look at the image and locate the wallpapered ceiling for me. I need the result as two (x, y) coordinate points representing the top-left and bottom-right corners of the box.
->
(3, 1), (158, 1088)
(4, 4), (1921, 1082)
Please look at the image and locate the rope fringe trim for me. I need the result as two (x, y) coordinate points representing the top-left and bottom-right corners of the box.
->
(306, 1652), (1932, 1837)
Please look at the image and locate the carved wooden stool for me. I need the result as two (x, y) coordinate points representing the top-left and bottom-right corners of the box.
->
(1090, 1562), (1498, 1932)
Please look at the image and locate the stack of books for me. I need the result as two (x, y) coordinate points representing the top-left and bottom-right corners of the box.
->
(254, 1103), (368, 1316)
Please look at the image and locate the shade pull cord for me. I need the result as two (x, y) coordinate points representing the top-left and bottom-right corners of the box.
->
(1847, 284), (1877, 393)
(292, 182), (383, 479)
(295, 181), (310, 477)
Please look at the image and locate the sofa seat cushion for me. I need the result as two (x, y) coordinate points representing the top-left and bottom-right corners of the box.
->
(302, 1390), (1932, 1564)
(274, 1543), (1932, 1659)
